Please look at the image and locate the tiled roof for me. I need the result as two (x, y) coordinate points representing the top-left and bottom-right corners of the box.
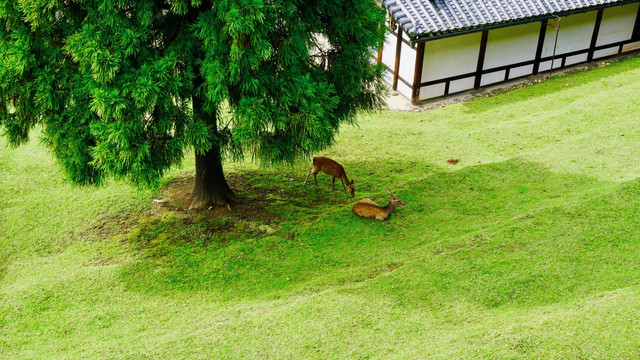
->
(385, 0), (638, 39)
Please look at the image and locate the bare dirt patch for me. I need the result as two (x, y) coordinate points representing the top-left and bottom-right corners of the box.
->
(86, 171), (287, 249)
(152, 171), (283, 223)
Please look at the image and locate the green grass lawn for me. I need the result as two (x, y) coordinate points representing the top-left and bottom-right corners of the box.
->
(2, 57), (640, 359)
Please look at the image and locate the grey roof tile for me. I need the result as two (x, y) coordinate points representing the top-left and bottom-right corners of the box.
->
(384, 0), (638, 38)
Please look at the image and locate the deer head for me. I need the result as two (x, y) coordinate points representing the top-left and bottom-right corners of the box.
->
(387, 189), (405, 208)
(347, 179), (355, 198)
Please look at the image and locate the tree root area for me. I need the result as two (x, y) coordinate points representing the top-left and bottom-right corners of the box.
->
(188, 191), (239, 211)
(152, 172), (274, 220)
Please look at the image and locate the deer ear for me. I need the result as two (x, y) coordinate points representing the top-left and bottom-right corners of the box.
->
(386, 189), (392, 195)
(351, 179), (355, 184)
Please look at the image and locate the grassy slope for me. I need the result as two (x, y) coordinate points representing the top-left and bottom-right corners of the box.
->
(1, 57), (640, 359)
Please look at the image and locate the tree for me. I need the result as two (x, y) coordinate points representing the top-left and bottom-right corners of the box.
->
(0, 0), (386, 209)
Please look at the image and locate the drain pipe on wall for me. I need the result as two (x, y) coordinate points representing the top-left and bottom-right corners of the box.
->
(547, 16), (561, 77)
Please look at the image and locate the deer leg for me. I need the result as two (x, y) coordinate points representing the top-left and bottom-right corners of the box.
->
(314, 173), (318, 186)
(332, 177), (336, 190)
(341, 179), (347, 193)
(303, 170), (313, 186)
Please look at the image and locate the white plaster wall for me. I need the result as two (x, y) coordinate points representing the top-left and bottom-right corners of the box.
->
(484, 23), (540, 68)
(480, 70), (506, 87)
(383, 68), (412, 99)
(381, 29), (398, 71)
(398, 33), (416, 88)
(596, 3), (638, 50)
(383, 68), (392, 81)
(538, 59), (554, 72)
(622, 41), (640, 52)
(542, 11), (596, 61)
(511, 64), (534, 78)
(581, 3), (639, 60)
(480, 22), (540, 86)
(422, 83), (446, 99)
(449, 77), (476, 94)
(566, 53), (588, 65)
(396, 77), (413, 100)
(593, 47), (619, 58)
(418, 32), (481, 100)
(422, 32), (481, 81)
(381, 28), (415, 100)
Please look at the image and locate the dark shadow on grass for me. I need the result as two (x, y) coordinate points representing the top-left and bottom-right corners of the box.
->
(116, 159), (631, 306)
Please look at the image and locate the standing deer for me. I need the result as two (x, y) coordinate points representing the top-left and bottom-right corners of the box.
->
(353, 190), (405, 220)
(303, 156), (355, 197)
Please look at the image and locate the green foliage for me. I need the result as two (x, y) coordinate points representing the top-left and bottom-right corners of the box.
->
(2, 56), (640, 358)
(193, 0), (386, 163)
(0, 0), (386, 188)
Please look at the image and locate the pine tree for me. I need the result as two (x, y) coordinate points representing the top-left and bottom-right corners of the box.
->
(0, 0), (386, 209)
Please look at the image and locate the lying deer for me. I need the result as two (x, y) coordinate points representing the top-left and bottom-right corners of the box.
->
(353, 190), (405, 220)
(303, 156), (355, 197)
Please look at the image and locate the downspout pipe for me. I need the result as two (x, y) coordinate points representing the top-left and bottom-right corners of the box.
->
(548, 16), (561, 77)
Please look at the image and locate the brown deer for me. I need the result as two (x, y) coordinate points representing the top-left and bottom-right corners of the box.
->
(303, 156), (355, 197)
(352, 190), (405, 220)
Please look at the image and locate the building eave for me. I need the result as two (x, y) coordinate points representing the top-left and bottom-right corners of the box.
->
(402, 0), (640, 43)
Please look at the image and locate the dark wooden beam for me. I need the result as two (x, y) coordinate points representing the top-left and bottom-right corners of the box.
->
(411, 42), (425, 104)
(392, 28), (402, 91)
(533, 19), (548, 75)
(376, 19), (385, 65)
(633, 3), (640, 41)
(474, 30), (489, 90)
(588, 9), (604, 62)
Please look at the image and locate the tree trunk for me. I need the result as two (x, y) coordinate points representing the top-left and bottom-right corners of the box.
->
(189, 75), (238, 210)
(189, 144), (239, 210)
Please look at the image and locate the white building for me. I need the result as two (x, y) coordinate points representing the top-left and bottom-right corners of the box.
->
(379, 0), (640, 103)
